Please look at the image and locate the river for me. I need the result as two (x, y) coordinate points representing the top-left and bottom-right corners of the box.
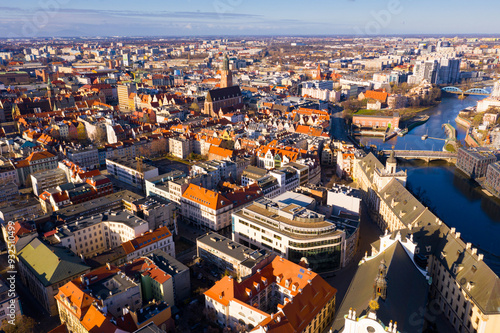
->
(357, 94), (500, 274)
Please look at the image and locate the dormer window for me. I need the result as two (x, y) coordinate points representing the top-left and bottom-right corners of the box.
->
(292, 284), (297, 292)
(262, 277), (267, 286)
(285, 279), (291, 288)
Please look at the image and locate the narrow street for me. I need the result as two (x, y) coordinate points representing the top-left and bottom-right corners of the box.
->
(323, 204), (383, 312)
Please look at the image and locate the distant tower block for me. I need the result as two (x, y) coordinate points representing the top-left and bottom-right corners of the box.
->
(220, 54), (233, 88)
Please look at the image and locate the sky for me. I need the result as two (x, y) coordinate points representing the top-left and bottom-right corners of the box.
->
(1, 0), (500, 38)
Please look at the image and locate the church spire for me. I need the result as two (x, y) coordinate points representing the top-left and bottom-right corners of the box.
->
(374, 259), (388, 300)
(220, 53), (232, 88)
(386, 148), (397, 174)
(316, 63), (322, 80)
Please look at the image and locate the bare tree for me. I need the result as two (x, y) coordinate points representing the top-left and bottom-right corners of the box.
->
(90, 126), (107, 146)
(1, 315), (36, 333)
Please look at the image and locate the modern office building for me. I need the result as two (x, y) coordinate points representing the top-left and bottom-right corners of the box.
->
(117, 82), (136, 111)
(456, 147), (497, 179)
(485, 162), (500, 198)
(232, 195), (359, 272)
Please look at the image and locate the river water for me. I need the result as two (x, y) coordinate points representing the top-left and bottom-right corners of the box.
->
(358, 95), (500, 274)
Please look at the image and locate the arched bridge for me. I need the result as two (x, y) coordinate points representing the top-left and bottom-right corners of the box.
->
(381, 150), (457, 163)
(442, 86), (490, 96)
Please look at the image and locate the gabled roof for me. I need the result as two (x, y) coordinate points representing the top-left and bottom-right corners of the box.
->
(378, 178), (426, 227)
(363, 90), (389, 103)
(206, 257), (336, 333)
(208, 145), (233, 159)
(295, 125), (323, 137)
(26, 150), (55, 163)
(56, 281), (96, 320)
(121, 226), (172, 254)
(357, 152), (384, 183)
(206, 86), (242, 102)
(17, 238), (90, 287)
(81, 304), (121, 333)
(409, 220), (500, 315)
(332, 241), (428, 333)
(182, 183), (232, 210)
(224, 183), (263, 209)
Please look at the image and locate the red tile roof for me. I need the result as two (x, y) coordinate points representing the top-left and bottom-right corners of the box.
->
(121, 226), (172, 254)
(81, 304), (121, 333)
(56, 281), (97, 320)
(26, 150), (55, 162)
(205, 257), (336, 333)
(182, 183), (232, 210)
(363, 90), (389, 103)
(120, 258), (172, 284)
(295, 125), (323, 137)
(208, 145), (233, 159)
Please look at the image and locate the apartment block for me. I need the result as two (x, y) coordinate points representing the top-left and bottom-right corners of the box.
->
(485, 162), (500, 198)
(66, 146), (100, 169)
(50, 210), (150, 258)
(17, 238), (90, 315)
(197, 231), (274, 281)
(30, 168), (68, 196)
(106, 157), (159, 191)
(456, 147), (497, 179)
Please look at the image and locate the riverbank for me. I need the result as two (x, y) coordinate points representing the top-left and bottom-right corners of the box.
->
(354, 106), (432, 120)
(402, 160), (500, 274)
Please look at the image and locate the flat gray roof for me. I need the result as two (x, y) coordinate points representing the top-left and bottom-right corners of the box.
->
(197, 231), (268, 263)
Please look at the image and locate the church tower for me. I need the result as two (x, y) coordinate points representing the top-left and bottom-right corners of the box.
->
(374, 259), (388, 300)
(315, 64), (322, 80)
(386, 149), (397, 174)
(220, 54), (233, 88)
(47, 81), (54, 98)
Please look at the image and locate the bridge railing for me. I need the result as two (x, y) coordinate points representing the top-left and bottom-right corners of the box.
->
(381, 150), (457, 158)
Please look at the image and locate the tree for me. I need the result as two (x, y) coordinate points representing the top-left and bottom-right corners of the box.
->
(234, 321), (247, 333)
(203, 306), (217, 322)
(90, 126), (107, 145)
(1, 315), (36, 333)
(341, 98), (366, 116)
(472, 113), (484, 127)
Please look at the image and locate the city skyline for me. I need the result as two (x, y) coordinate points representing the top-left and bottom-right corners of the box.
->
(2, 0), (500, 38)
